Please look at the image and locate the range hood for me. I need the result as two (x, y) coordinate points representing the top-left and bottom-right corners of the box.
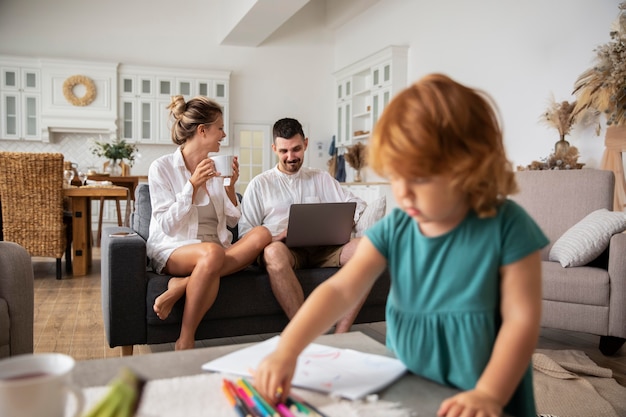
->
(39, 59), (119, 142)
(41, 115), (117, 142)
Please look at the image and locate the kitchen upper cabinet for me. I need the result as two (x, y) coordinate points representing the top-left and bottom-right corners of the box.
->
(118, 65), (230, 145)
(0, 65), (41, 141)
(119, 75), (155, 142)
(333, 46), (408, 147)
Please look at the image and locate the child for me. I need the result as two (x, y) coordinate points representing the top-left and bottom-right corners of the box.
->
(253, 74), (548, 417)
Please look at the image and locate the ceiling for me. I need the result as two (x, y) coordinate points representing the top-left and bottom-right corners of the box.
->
(218, 0), (380, 46)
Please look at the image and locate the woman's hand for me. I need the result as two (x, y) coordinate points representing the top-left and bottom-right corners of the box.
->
(190, 158), (218, 189)
(229, 156), (240, 185)
(438, 389), (503, 417)
(253, 349), (298, 406)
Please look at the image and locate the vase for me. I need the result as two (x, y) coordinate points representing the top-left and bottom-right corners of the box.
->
(106, 159), (122, 176)
(554, 136), (570, 156)
(354, 169), (362, 182)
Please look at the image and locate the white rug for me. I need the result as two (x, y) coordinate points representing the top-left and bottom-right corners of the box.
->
(533, 349), (626, 417)
(67, 372), (415, 417)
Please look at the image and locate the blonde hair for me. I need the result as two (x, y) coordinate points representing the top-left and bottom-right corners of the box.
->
(368, 74), (517, 218)
(167, 95), (223, 145)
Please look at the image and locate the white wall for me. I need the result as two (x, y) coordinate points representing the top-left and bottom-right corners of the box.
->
(333, 0), (621, 173)
(0, 0), (622, 176)
(0, 0), (336, 174)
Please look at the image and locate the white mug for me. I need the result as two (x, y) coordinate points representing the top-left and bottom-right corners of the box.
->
(0, 353), (84, 417)
(211, 154), (234, 177)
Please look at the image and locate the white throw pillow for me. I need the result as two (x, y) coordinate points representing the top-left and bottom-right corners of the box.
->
(548, 209), (626, 267)
(354, 197), (387, 237)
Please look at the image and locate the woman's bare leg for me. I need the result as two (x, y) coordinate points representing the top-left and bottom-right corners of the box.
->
(153, 227), (271, 349)
(153, 277), (188, 320)
(163, 242), (225, 350)
(221, 226), (272, 275)
(154, 226), (271, 319)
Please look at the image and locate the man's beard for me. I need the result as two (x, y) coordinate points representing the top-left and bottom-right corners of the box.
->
(281, 158), (302, 172)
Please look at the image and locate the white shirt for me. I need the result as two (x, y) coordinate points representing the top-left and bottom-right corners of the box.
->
(239, 166), (366, 237)
(146, 147), (240, 273)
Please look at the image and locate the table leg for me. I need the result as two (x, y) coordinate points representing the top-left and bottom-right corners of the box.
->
(71, 196), (92, 276)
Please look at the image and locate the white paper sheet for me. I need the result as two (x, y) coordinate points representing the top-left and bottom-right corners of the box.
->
(201, 336), (407, 400)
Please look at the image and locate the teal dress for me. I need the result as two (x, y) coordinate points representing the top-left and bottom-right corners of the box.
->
(366, 200), (548, 417)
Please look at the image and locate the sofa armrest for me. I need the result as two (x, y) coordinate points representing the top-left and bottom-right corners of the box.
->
(608, 232), (626, 339)
(0, 241), (34, 356)
(101, 226), (149, 347)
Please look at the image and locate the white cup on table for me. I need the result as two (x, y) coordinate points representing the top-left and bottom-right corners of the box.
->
(0, 353), (84, 417)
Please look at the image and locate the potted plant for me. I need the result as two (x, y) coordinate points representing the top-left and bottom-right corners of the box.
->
(541, 96), (579, 156)
(91, 138), (138, 176)
(572, 1), (626, 210)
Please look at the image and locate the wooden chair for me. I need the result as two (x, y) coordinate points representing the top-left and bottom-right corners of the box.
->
(96, 160), (131, 246)
(0, 152), (71, 279)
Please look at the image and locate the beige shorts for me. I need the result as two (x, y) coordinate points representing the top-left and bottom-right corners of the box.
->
(257, 244), (343, 269)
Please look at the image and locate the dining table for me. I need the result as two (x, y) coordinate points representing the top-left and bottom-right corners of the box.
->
(63, 185), (130, 276)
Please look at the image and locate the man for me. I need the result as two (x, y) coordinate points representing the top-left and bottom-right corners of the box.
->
(239, 118), (367, 333)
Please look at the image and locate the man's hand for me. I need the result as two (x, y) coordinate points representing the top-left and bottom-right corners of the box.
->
(272, 229), (287, 242)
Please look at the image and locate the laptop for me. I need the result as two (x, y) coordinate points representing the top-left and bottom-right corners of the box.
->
(284, 202), (357, 248)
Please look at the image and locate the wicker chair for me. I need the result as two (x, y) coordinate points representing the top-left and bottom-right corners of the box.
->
(0, 152), (71, 279)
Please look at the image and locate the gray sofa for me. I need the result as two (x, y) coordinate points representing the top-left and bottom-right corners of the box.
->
(512, 169), (626, 355)
(0, 241), (34, 358)
(101, 184), (390, 355)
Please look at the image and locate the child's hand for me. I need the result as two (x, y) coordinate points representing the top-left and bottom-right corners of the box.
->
(253, 350), (298, 405)
(437, 389), (503, 417)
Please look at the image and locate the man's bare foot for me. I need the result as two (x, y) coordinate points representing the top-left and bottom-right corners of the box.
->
(153, 277), (188, 320)
(175, 338), (195, 351)
(334, 316), (353, 334)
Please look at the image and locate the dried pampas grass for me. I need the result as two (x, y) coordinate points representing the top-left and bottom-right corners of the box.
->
(540, 96), (577, 139)
(344, 142), (367, 170)
(573, 1), (626, 127)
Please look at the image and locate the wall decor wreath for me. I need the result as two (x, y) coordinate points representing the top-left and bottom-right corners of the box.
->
(62, 74), (97, 106)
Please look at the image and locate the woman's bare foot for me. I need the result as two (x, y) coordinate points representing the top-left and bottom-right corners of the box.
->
(153, 277), (188, 320)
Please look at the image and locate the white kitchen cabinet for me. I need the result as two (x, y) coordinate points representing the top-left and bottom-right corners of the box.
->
(118, 65), (230, 145)
(0, 65), (41, 141)
(333, 46), (408, 147)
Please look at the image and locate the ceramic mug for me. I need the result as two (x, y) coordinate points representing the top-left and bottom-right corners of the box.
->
(0, 353), (84, 417)
(211, 154), (234, 177)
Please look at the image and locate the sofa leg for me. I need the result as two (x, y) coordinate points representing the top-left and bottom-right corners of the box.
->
(121, 345), (134, 356)
(599, 336), (625, 356)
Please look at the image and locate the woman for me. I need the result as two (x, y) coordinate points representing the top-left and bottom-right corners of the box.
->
(147, 95), (271, 350)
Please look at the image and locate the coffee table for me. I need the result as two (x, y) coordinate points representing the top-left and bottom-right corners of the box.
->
(72, 332), (459, 414)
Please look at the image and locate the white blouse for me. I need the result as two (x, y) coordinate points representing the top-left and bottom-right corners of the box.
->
(146, 147), (240, 273)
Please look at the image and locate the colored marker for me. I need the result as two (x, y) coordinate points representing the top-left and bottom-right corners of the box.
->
(236, 386), (265, 417)
(289, 393), (328, 417)
(239, 378), (279, 417)
(286, 397), (309, 415)
(222, 382), (247, 417)
(224, 379), (256, 417)
(276, 403), (296, 417)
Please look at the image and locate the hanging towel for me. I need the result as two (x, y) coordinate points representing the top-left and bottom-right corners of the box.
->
(336, 154), (346, 182)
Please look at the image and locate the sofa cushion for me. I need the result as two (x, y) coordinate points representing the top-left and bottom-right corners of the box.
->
(548, 209), (626, 267)
(541, 261), (610, 306)
(354, 197), (386, 237)
(133, 183), (152, 241)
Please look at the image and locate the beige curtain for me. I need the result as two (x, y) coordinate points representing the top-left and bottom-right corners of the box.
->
(601, 126), (626, 212)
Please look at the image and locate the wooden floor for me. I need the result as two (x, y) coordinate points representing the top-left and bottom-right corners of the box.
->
(32, 249), (626, 386)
